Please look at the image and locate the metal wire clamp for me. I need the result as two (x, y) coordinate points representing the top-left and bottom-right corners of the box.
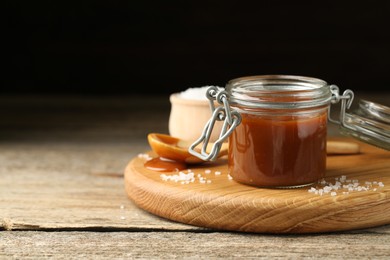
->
(328, 84), (355, 128)
(188, 86), (242, 161)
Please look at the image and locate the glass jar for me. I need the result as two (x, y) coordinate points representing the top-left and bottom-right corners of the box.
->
(188, 75), (390, 188)
(226, 75), (331, 188)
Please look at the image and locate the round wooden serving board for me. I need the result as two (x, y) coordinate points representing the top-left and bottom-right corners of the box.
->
(125, 138), (390, 234)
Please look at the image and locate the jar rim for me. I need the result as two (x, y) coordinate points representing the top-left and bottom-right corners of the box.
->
(225, 75), (332, 109)
(227, 75), (328, 88)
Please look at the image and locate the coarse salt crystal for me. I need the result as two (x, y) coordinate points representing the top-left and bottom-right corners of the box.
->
(178, 86), (224, 100)
(307, 175), (385, 197)
(138, 153), (153, 160)
(160, 171), (195, 183)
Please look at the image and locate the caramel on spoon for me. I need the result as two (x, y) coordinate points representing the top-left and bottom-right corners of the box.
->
(147, 133), (228, 164)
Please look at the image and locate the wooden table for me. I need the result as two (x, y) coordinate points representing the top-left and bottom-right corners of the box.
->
(1, 92), (390, 259)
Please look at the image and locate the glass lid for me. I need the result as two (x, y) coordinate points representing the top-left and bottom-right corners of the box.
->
(339, 99), (390, 151)
(356, 99), (390, 124)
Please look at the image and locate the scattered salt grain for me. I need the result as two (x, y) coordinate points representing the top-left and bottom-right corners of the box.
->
(178, 86), (224, 100)
(138, 153), (153, 161)
(160, 171), (195, 183)
(205, 169), (211, 174)
(120, 205), (125, 209)
(308, 176), (385, 197)
(215, 171), (221, 175)
(196, 173), (211, 184)
(227, 174), (233, 180)
(120, 216), (126, 220)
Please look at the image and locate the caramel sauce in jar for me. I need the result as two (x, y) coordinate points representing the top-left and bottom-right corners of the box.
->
(225, 75), (332, 188)
(228, 109), (328, 187)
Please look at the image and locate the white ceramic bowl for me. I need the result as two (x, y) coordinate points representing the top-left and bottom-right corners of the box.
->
(168, 93), (224, 143)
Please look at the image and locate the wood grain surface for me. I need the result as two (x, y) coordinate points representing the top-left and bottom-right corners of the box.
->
(125, 137), (390, 234)
(1, 94), (390, 259)
(2, 230), (390, 259)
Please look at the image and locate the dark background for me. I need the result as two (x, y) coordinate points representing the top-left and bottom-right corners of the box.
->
(3, 1), (390, 96)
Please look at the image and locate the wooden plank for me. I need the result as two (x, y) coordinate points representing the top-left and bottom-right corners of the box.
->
(1, 230), (390, 259)
(0, 143), (197, 231)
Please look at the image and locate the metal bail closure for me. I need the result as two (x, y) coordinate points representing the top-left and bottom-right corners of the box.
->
(328, 84), (355, 125)
(188, 86), (242, 161)
(328, 85), (390, 151)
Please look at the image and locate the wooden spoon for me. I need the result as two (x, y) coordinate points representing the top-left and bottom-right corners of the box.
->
(327, 140), (360, 155)
(147, 133), (228, 164)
